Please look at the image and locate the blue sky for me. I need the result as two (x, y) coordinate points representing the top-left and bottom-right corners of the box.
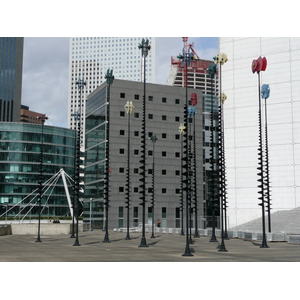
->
(22, 37), (218, 128)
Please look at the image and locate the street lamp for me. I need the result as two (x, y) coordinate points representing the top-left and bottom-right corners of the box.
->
(149, 133), (157, 238)
(35, 114), (48, 243)
(252, 56), (269, 248)
(124, 100), (134, 240)
(138, 38), (151, 248)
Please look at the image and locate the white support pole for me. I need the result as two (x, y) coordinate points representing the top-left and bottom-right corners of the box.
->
(60, 169), (73, 217)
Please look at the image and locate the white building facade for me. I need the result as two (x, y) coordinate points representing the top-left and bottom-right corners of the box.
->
(219, 37), (300, 228)
(67, 37), (156, 148)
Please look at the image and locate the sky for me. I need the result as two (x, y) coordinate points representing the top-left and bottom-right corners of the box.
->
(21, 37), (218, 128)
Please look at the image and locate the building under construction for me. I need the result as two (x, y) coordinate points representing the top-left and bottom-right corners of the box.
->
(167, 37), (220, 227)
(167, 38), (218, 96)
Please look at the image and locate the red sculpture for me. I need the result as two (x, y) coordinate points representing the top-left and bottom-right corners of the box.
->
(252, 56), (267, 73)
(191, 93), (198, 106)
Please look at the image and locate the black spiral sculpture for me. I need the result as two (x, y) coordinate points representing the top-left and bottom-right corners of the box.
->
(138, 39), (151, 248)
(207, 62), (218, 242)
(257, 95), (268, 248)
(182, 102), (193, 256)
(103, 69), (114, 243)
(252, 57), (269, 248)
(217, 97), (228, 251)
(262, 84), (272, 233)
(192, 117), (200, 238)
(179, 124), (185, 236)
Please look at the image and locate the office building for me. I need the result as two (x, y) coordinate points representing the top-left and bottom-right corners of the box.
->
(84, 79), (203, 229)
(20, 105), (44, 124)
(0, 122), (75, 219)
(0, 37), (24, 122)
(68, 37), (156, 149)
(219, 37), (300, 228)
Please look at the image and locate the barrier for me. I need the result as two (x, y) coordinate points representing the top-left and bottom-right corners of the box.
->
(0, 225), (11, 236)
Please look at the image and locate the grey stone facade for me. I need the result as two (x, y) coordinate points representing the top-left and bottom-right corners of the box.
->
(85, 79), (204, 229)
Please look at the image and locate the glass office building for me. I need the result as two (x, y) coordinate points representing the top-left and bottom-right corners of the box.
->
(220, 37), (300, 228)
(0, 37), (24, 122)
(0, 122), (75, 219)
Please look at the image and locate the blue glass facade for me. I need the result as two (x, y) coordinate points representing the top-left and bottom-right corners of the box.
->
(0, 37), (23, 122)
(0, 123), (75, 219)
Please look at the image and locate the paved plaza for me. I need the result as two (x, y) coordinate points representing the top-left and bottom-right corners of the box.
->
(0, 229), (300, 262)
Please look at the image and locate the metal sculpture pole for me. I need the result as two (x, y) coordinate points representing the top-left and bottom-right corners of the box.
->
(150, 134), (157, 238)
(261, 84), (271, 233)
(179, 37), (194, 256)
(73, 77), (86, 247)
(138, 38), (151, 248)
(214, 53), (228, 252)
(35, 114), (48, 243)
(187, 106), (194, 245)
(70, 111), (80, 238)
(124, 101), (134, 240)
(252, 56), (269, 248)
(207, 62), (218, 243)
(179, 123), (186, 236)
(190, 93), (200, 238)
(103, 69), (114, 243)
(221, 93), (229, 240)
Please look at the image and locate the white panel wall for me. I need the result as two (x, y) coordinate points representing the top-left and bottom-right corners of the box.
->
(220, 37), (300, 228)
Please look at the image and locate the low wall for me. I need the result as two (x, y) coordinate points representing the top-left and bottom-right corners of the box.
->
(0, 225), (11, 236)
(11, 223), (83, 235)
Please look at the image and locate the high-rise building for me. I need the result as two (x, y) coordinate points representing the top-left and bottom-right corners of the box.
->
(219, 37), (300, 228)
(67, 37), (156, 149)
(0, 37), (24, 122)
(84, 79), (203, 229)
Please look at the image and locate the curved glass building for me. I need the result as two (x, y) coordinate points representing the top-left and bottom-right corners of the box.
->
(0, 122), (75, 219)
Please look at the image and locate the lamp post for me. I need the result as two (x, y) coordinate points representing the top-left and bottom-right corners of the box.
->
(261, 84), (271, 233)
(252, 56), (269, 248)
(35, 114), (48, 243)
(103, 69), (114, 243)
(73, 76), (86, 247)
(149, 133), (157, 238)
(179, 123), (185, 236)
(138, 38), (151, 248)
(124, 100), (134, 240)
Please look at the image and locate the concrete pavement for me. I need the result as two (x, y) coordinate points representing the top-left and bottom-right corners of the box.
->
(1, 229), (300, 262)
